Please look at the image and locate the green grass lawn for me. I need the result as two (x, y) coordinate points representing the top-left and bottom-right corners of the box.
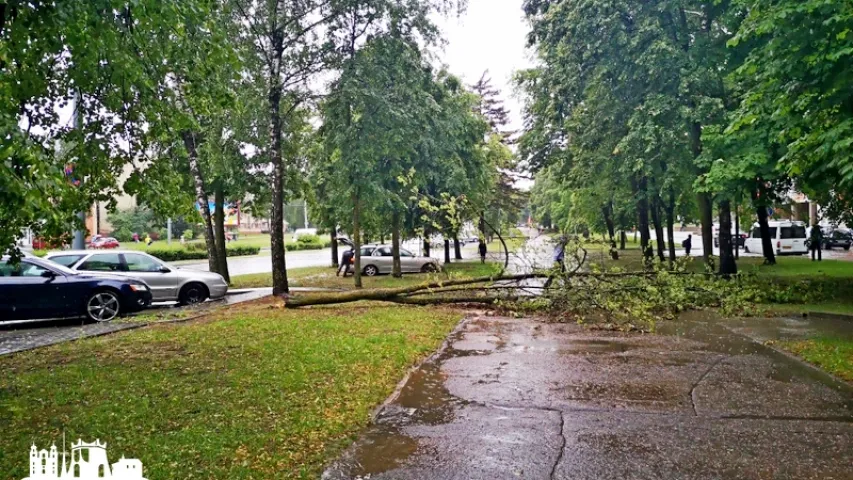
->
(779, 335), (853, 382)
(232, 261), (504, 290)
(591, 246), (853, 279)
(0, 301), (464, 479)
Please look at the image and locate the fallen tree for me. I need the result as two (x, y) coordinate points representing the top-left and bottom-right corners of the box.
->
(284, 273), (541, 308)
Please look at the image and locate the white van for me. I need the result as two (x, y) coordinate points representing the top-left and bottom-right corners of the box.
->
(743, 221), (808, 255)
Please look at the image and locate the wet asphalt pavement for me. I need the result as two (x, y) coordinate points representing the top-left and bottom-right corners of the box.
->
(324, 312), (853, 480)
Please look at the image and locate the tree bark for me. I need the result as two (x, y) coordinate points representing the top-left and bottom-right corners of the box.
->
(697, 193), (713, 265)
(665, 190), (677, 264)
(755, 201), (776, 265)
(268, 39), (289, 295)
(601, 203), (618, 260)
(650, 195), (666, 262)
(620, 231), (627, 250)
(213, 182), (230, 283)
(331, 229), (339, 268)
(285, 273), (540, 308)
(182, 131), (217, 274)
(734, 202), (740, 260)
(453, 235), (462, 260)
(444, 238), (451, 264)
(634, 177), (652, 260)
(718, 199), (738, 276)
(391, 210), (402, 278)
(353, 191), (362, 288)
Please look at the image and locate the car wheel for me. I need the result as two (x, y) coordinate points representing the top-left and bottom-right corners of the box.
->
(421, 263), (438, 273)
(743, 245), (750, 253)
(845, 245), (851, 251)
(86, 291), (121, 322)
(179, 283), (209, 306)
(363, 265), (379, 277)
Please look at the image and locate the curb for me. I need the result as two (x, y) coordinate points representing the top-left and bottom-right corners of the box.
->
(368, 314), (474, 423)
(806, 311), (853, 322)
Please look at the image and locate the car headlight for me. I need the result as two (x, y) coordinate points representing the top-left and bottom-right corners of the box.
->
(129, 283), (149, 292)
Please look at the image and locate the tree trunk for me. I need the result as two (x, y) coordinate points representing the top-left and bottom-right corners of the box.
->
(453, 235), (462, 260)
(331, 229), (339, 268)
(353, 191), (362, 288)
(620, 231), (627, 250)
(697, 193), (713, 265)
(602, 203), (618, 260)
(268, 51), (288, 295)
(665, 190), (677, 264)
(479, 212), (486, 238)
(734, 202), (740, 260)
(444, 238), (451, 264)
(650, 195), (666, 262)
(602, 203), (616, 244)
(213, 183), (230, 283)
(182, 131), (217, 274)
(423, 236), (430, 257)
(391, 210), (402, 278)
(718, 199), (738, 276)
(634, 177), (652, 260)
(285, 273), (540, 308)
(756, 202), (776, 265)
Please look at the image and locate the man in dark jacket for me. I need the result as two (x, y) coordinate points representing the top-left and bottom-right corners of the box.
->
(682, 235), (693, 256)
(338, 248), (354, 276)
(810, 227), (823, 261)
(478, 239), (488, 263)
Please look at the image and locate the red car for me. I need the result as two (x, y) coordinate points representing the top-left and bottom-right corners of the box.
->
(91, 237), (120, 249)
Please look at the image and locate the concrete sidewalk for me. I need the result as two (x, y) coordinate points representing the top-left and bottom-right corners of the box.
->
(324, 313), (852, 479)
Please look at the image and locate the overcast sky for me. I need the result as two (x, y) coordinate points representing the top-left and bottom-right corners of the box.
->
(434, 0), (534, 132)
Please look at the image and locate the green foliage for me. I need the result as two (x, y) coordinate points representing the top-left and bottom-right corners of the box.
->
(146, 246), (260, 262)
(106, 207), (161, 240)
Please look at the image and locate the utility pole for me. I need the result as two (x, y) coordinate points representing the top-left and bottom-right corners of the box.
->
(167, 218), (173, 244)
(71, 91), (86, 250)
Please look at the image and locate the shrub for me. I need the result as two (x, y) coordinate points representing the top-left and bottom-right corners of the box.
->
(147, 246), (260, 262)
(182, 229), (194, 241)
(296, 233), (321, 244)
(111, 228), (134, 243)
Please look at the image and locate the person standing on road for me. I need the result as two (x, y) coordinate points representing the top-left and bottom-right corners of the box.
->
(810, 227), (823, 262)
(478, 239), (488, 263)
(554, 236), (566, 273)
(682, 234), (693, 256)
(338, 248), (354, 276)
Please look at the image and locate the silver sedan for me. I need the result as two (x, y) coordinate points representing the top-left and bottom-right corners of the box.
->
(358, 245), (440, 276)
(45, 250), (228, 305)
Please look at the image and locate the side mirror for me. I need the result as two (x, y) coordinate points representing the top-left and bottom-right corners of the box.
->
(159, 266), (171, 273)
(41, 270), (56, 278)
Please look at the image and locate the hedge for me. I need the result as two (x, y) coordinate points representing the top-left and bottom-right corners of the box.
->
(147, 245), (261, 262)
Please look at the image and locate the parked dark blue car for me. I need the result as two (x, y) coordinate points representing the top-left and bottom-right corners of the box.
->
(0, 256), (152, 322)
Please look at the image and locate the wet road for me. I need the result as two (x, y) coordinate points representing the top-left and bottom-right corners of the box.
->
(324, 313), (853, 479)
(179, 239), (475, 276)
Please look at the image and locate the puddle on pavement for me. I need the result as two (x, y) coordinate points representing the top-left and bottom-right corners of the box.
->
(393, 361), (465, 426)
(330, 426), (419, 478)
(559, 339), (632, 355)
